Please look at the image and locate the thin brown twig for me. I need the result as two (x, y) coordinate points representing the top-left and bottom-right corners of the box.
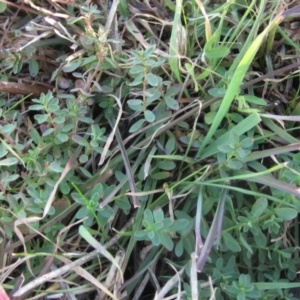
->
(0, 81), (52, 97)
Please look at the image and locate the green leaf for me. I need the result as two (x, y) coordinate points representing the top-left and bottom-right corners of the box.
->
(29, 104), (44, 110)
(165, 138), (175, 155)
(205, 46), (230, 58)
(158, 231), (173, 250)
(197, 14), (282, 155)
(128, 73), (143, 86)
(78, 167), (92, 179)
(135, 230), (149, 240)
(165, 85), (181, 97)
(253, 227), (267, 247)
(145, 73), (161, 87)
(127, 99), (143, 112)
(129, 119), (145, 133)
(157, 160), (176, 170)
(251, 198), (268, 218)
(48, 104), (59, 112)
(235, 148), (250, 159)
(2, 124), (15, 134)
(149, 231), (160, 245)
(92, 183), (103, 196)
(34, 114), (48, 124)
(29, 58), (39, 77)
(204, 111), (217, 125)
(223, 232), (241, 252)
(76, 206), (89, 219)
(129, 65), (144, 74)
(116, 197), (131, 211)
(78, 116), (94, 124)
(63, 59), (82, 72)
(172, 219), (189, 232)
(241, 95), (268, 105)
(0, 144), (7, 158)
(72, 134), (89, 146)
(240, 137), (253, 148)
(145, 88), (161, 105)
(0, 157), (18, 166)
(175, 239), (184, 257)
(255, 282), (300, 290)
(239, 234), (253, 254)
(162, 218), (173, 229)
(144, 110), (155, 122)
(53, 116), (65, 124)
(62, 123), (74, 133)
(218, 144), (234, 154)
(79, 154), (89, 163)
(127, 99), (143, 106)
(151, 172), (171, 180)
(227, 159), (243, 169)
(153, 207), (164, 222)
(144, 44), (156, 58)
(237, 292), (246, 300)
(208, 87), (227, 97)
(29, 128), (41, 144)
(42, 128), (55, 136)
(275, 207), (298, 221)
(56, 133), (69, 143)
(164, 96), (179, 110)
(144, 209), (154, 224)
(83, 215), (93, 226)
(13, 57), (23, 74)
(0, 0), (7, 12)
(71, 193), (87, 205)
(48, 161), (64, 173)
(230, 130), (240, 145)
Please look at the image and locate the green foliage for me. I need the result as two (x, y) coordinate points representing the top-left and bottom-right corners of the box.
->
(222, 274), (261, 300)
(135, 207), (189, 251)
(1, 1), (300, 299)
(72, 183), (114, 228)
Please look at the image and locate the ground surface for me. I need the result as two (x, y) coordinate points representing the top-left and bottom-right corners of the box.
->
(1, 1), (300, 299)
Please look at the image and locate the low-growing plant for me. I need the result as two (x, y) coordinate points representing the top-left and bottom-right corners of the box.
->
(1, 1), (300, 300)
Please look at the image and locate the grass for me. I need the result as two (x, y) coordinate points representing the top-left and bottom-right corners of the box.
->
(1, 0), (300, 299)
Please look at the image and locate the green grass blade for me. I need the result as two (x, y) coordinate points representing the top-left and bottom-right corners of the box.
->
(197, 13), (284, 156)
(199, 113), (261, 159)
(261, 117), (299, 144)
(255, 282), (300, 290)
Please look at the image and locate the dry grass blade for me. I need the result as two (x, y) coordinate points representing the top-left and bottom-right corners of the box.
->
(237, 170), (300, 198)
(194, 0), (212, 41)
(196, 189), (228, 272)
(79, 226), (124, 285)
(43, 146), (82, 218)
(24, 0), (69, 18)
(154, 267), (185, 300)
(111, 124), (140, 207)
(12, 217), (133, 298)
(97, 249), (125, 300)
(12, 146), (81, 277)
(104, 0), (120, 33)
(190, 252), (198, 300)
(99, 91), (123, 165)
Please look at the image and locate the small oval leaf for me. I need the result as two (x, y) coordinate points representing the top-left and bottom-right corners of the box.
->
(144, 110), (155, 122)
(275, 207), (298, 221)
(129, 119), (145, 133)
(164, 96), (179, 110)
(223, 232), (241, 252)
